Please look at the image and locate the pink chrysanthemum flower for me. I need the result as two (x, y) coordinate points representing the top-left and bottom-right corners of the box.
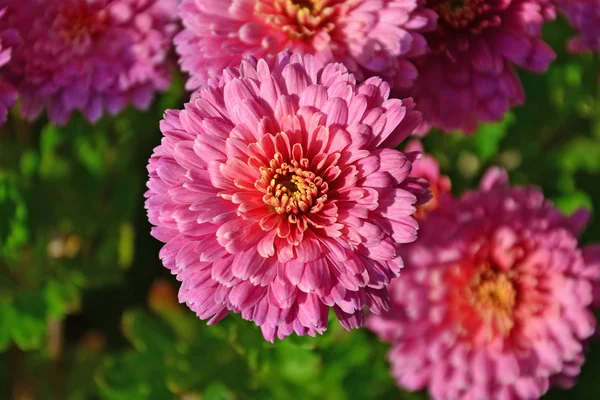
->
(367, 168), (600, 399)
(145, 52), (430, 341)
(0, 7), (18, 126)
(1, 0), (178, 125)
(405, 140), (451, 219)
(405, 0), (557, 134)
(556, 0), (600, 54)
(175, 0), (437, 91)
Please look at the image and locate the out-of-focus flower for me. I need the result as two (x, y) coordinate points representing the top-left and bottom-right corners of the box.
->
(148, 278), (180, 312)
(0, 7), (19, 126)
(175, 0), (437, 91)
(405, 0), (556, 134)
(1, 0), (178, 125)
(367, 168), (600, 399)
(557, 0), (600, 54)
(78, 330), (107, 353)
(145, 52), (429, 341)
(405, 140), (451, 219)
(47, 234), (83, 259)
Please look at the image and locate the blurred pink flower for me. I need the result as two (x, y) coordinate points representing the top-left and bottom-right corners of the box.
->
(1, 0), (178, 125)
(367, 168), (600, 399)
(175, 0), (437, 91)
(405, 140), (451, 219)
(0, 7), (18, 126)
(557, 0), (600, 54)
(145, 52), (430, 341)
(405, 0), (556, 134)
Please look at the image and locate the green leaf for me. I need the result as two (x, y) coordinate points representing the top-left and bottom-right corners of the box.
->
(203, 382), (235, 400)
(10, 292), (47, 350)
(43, 279), (80, 319)
(75, 131), (108, 178)
(39, 125), (70, 179)
(471, 114), (513, 161)
(121, 310), (176, 354)
(0, 174), (28, 259)
(19, 150), (40, 178)
(0, 301), (16, 351)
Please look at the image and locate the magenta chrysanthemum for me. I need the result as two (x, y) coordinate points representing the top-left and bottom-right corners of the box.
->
(175, 0), (437, 91)
(405, 0), (557, 133)
(0, 6), (18, 126)
(367, 168), (600, 399)
(1, 0), (178, 125)
(557, 0), (600, 54)
(145, 52), (430, 341)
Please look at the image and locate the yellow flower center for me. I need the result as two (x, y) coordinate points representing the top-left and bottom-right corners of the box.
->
(255, 0), (337, 43)
(260, 152), (328, 224)
(468, 267), (517, 337)
(292, 0), (320, 12)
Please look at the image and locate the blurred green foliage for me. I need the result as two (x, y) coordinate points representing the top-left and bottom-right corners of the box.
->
(0, 17), (599, 400)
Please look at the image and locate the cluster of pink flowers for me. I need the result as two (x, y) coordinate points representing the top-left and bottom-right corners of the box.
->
(141, 1), (600, 396)
(4, 0), (596, 396)
(367, 164), (600, 399)
(175, 0), (557, 134)
(0, 0), (578, 133)
(0, 0), (178, 125)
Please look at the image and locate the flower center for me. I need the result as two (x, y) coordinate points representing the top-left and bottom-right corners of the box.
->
(56, 1), (107, 44)
(292, 0), (318, 12)
(429, 0), (490, 30)
(468, 266), (517, 336)
(423, 0), (502, 55)
(255, 0), (337, 43)
(259, 152), (328, 224)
